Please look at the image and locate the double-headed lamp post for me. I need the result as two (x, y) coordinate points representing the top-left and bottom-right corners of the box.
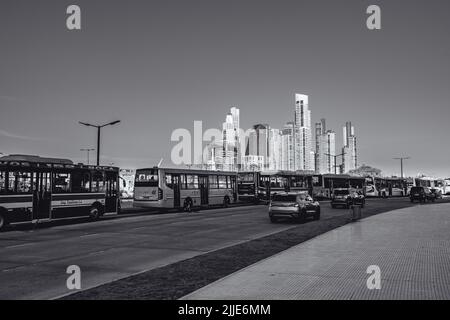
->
(79, 120), (121, 166)
(393, 156), (410, 179)
(80, 148), (95, 165)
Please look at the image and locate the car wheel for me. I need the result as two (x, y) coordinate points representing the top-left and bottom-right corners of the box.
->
(410, 198), (414, 203)
(270, 216), (278, 223)
(183, 199), (193, 212)
(314, 209), (321, 220)
(0, 212), (7, 231)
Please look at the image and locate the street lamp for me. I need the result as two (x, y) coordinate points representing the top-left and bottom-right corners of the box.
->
(393, 156), (410, 179)
(80, 148), (95, 165)
(79, 120), (121, 166)
(325, 152), (346, 174)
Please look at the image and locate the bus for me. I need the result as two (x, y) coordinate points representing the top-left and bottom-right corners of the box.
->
(133, 167), (237, 211)
(0, 154), (120, 230)
(415, 177), (447, 195)
(237, 171), (259, 203)
(365, 176), (407, 197)
(256, 171), (313, 202)
(312, 174), (366, 199)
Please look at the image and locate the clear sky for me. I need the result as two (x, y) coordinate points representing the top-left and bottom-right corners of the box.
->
(1, 0), (449, 178)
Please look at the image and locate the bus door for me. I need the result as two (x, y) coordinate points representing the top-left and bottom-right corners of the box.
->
(32, 171), (51, 220)
(105, 172), (118, 213)
(199, 175), (209, 205)
(230, 176), (237, 202)
(172, 175), (181, 208)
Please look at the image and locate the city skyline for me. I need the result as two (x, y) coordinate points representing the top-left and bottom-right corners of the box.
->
(1, 1), (450, 178)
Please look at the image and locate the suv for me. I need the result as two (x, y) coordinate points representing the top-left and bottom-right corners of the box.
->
(331, 188), (366, 209)
(410, 186), (436, 203)
(269, 192), (320, 223)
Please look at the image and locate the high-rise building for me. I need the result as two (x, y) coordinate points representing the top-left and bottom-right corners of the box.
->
(318, 130), (336, 174)
(294, 94), (313, 171)
(281, 122), (295, 171)
(222, 108), (241, 171)
(342, 121), (357, 173)
(244, 124), (270, 170)
(268, 128), (282, 170)
(314, 118), (326, 172)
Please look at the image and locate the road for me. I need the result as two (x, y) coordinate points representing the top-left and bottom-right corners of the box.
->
(0, 197), (438, 299)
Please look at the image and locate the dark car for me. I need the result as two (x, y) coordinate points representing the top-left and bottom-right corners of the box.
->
(331, 188), (366, 209)
(269, 192), (320, 223)
(410, 186), (436, 203)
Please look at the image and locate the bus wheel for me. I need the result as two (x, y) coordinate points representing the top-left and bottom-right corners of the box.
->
(183, 199), (193, 213)
(89, 205), (101, 220)
(0, 211), (8, 231)
(223, 196), (230, 208)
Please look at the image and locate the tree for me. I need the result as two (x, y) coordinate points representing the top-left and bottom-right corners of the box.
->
(349, 164), (382, 177)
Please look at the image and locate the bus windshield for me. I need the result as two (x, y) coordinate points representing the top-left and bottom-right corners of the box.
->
(135, 169), (159, 187)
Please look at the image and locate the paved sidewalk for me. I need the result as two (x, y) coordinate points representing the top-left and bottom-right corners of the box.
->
(183, 203), (450, 300)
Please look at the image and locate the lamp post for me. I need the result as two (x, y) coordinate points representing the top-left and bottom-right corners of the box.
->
(80, 148), (95, 165)
(393, 156), (410, 179)
(79, 120), (121, 166)
(325, 152), (346, 174)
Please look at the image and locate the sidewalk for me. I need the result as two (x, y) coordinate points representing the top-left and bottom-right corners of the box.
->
(183, 203), (450, 300)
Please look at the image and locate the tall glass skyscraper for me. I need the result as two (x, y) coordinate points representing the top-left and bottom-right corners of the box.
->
(294, 94), (313, 171)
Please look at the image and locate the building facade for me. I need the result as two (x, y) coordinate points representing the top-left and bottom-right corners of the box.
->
(294, 94), (313, 171)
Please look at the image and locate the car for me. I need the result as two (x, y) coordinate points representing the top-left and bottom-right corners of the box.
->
(268, 192), (320, 223)
(331, 188), (366, 209)
(430, 188), (443, 199)
(410, 186), (436, 203)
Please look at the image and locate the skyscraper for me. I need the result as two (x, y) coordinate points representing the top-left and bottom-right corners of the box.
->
(314, 118), (326, 172)
(294, 94), (313, 171)
(221, 107), (241, 171)
(268, 128), (282, 170)
(318, 130), (336, 174)
(342, 121), (357, 173)
(281, 122), (295, 171)
(244, 124), (269, 170)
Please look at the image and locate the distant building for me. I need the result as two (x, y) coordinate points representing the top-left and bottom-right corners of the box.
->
(342, 121), (357, 173)
(294, 94), (313, 171)
(242, 155), (264, 171)
(281, 122), (295, 171)
(245, 124), (270, 170)
(317, 130), (336, 174)
(268, 128), (282, 170)
(221, 107), (240, 171)
(314, 118), (326, 172)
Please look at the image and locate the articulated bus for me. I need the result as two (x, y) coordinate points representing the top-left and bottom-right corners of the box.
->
(312, 174), (366, 199)
(133, 168), (237, 211)
(0, 154), (120, 230)
(365, 176), (407, 197)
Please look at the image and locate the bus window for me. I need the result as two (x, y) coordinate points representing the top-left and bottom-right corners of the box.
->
(71, 171), (91, 193)
(92, 171), (105, 193)
(53, 172), (71, 193)
(209, 175), (218, 189)
(180, 174), (187, 189)
(312, 175), (322, 187)
(218, 176), (227, 189)
(135, 169), (159, 187)
(291, 176), (306, 188)
(165, 173), (173, 189)
(186, 175), (198, 189)
(0, 171), (6, 194)
(8, 171), (32, 194)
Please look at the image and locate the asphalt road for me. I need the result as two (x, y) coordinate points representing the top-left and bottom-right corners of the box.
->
(0, 197), (440, 299)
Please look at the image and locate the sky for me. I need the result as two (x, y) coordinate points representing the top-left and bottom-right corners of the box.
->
(0, 0), (449, 178)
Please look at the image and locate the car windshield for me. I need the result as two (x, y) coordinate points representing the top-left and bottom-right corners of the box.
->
(272, 194), (297, 202)
(334, 190), (349, 195)
(411, 187), (423, 193)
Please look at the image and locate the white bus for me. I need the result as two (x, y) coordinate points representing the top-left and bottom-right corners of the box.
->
(133, 167), (237, 211)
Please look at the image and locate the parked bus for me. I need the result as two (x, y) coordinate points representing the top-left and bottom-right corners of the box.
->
(237, 171), (259, 202)
(312, 174), (365, 199)
(257, 171), (313, 202)
(365, 176), (407, 197)
(415, 177), (447, 195)
(0, 154), (120, 230)
(133, 167), (237, 211)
